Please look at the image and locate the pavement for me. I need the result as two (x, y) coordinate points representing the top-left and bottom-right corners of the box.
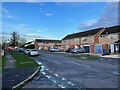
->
(25, 50), (118, 89)
(100, 54), (120, 59)
(2, 51), (38, 89)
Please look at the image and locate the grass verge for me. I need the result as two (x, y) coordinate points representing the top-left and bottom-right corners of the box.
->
(69, 55), (98, 60)
(0, 56), (6, 71)
(9, 51), (39, 68)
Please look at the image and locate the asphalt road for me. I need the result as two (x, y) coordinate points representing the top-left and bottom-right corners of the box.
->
(32, 50), (118, 89)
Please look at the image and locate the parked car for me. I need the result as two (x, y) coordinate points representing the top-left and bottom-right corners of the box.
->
(49, 48), (60, 52)
(18, 48), (25, 52)
(65, 48), (73, 53)
(28, 49), (39, 56)
(4, 47), (14, 51)
(24, 49), (31, 55)
(71, 48), (85, 53)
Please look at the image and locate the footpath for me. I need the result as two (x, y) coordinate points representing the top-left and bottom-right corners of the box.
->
(2, 51), (39, 90)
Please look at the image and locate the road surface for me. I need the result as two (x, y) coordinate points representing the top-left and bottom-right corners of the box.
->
(26, 50), (118, 89)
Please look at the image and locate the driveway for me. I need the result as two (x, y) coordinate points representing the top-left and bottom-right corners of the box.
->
(31, 50), (118, 88)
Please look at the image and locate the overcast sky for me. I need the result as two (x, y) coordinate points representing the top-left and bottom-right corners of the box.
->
(2, 2), (118, 42)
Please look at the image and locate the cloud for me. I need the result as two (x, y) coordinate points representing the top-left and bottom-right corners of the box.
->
(2, 8), (15, 19)
(3, 15), (15, 19)
(2, 23), (53, 42)
(55, 2), (88, 8)
(45, 13), (53, 16)
(2, 8), (8, 13)
(80, 2), (118, 30)
(26, 33), (44, 38)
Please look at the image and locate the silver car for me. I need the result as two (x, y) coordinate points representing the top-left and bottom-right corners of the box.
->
(24, 49), (31, 55)
(28, 49), (39, 56)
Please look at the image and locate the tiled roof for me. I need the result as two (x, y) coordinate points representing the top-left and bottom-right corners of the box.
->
(25, 41), (33, 45)
(100, 25), (120, 35)
(35, 39), (61, 43)
(62, 28), (102, 40)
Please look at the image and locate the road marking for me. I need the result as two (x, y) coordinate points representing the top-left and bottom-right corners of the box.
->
(41, 72), (46, 75)
(46, 75), (51, 79)
(71, 83), (74, 86)
(51, 79), (57, 84)
(113, 72), (119, 75)
(46, 68), (49, 70)
(40, 65), (45, 72)
(58, 84), (66, 88)
(68, 81), (72, 84)
(54, 74), (59, 77)
(83, 65), (90, 67)
(62, 77), (66, 80)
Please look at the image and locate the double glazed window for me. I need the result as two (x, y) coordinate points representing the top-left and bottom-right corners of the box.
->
(100, 35), (106, 38)
(108, 34), (118, 39)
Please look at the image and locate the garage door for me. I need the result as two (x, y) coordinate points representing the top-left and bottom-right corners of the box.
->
(84, 46), (90, 53)
(94, 44), (102, 53)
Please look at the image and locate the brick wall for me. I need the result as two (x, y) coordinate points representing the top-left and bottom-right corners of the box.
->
(81, 37), (94, 44)
(94, 28), (105, 43)
(99, 33), (119, 44)
(34, 40), (39, 49)
(102, 44), (108, 53)
(90, 44), (94, 53)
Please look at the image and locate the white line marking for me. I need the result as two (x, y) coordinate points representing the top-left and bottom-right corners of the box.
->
(113, 72), (119, 75)
(62, 77), (66, 80)
(68, 82), (72, 84)
(83, 65), (90, 67)
(41, 72), (46, 75)
(46, 75), (51, 79)
(51, 79), (57, 84)
(71, 83), (74, 86)
(54, 74), (59, 77)
(58, 84), (66, 88)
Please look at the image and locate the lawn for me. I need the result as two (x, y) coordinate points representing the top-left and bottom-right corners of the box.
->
(69, 55), (98, 60)
(0, 56), (6, 71)
(9, 51), (39, 68)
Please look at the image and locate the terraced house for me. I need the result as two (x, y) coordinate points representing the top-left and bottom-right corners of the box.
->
(34, 39), (61, 50)
(62, 25), (120, 54)
(99, 26), (120, 53)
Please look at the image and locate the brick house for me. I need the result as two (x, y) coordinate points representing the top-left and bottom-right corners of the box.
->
(62, 28), (105, 53)
(34, 39), (61, 50)
(62, 25), (120, 53)
(99, 25), (120, 53)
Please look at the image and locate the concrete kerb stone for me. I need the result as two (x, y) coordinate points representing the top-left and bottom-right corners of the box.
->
(12, 66), (41, 90)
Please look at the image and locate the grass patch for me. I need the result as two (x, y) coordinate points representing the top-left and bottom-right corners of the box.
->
(0, 56), (6, 70)
(69, 55), (98, 60)
(9, 51), (39, 68)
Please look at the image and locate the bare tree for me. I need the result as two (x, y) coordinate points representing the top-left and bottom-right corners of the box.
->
(9, 32), (20, 48)
(2, 36), (9, 49)
(18, 37), (27, 48)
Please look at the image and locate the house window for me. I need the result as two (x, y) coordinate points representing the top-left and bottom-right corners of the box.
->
(108, 34), (118, 39)
(74, 38), (79, 42)
(82, 37), (87, 41)
(90, 36), (94, 39)
(100, 35), (106, 38)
